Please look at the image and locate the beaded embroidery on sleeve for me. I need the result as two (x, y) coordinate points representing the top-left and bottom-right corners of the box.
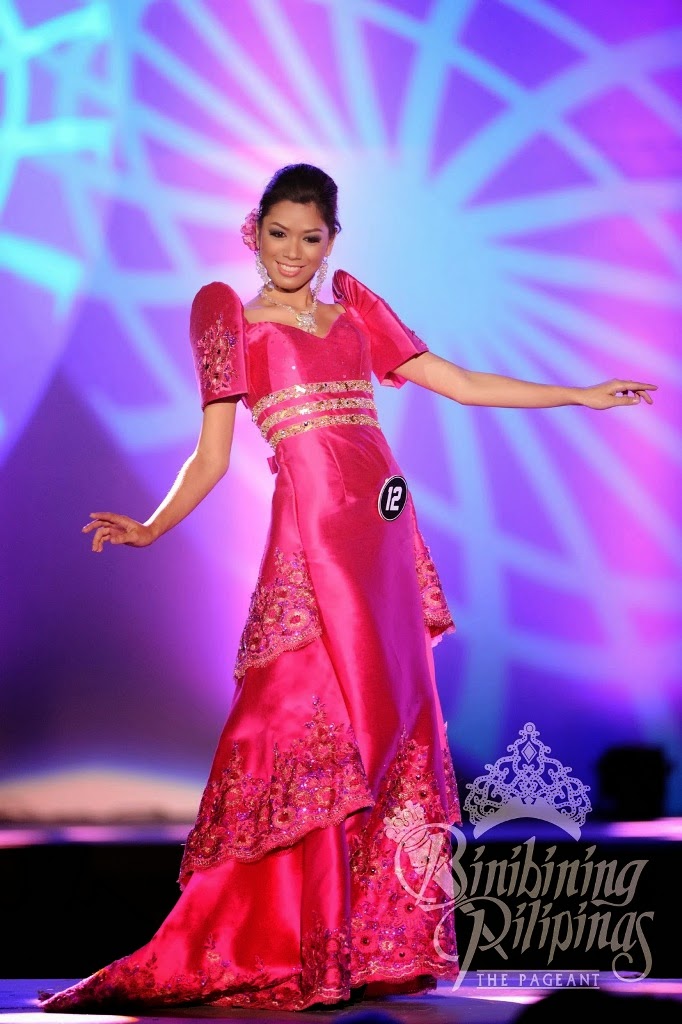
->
(193, 311), (239, 399)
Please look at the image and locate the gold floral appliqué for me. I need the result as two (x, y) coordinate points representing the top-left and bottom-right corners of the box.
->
(178, 697), (373, 880)
(234, 548), (322, 679)
(347, 731), (460, 984)
(416, 548), (454, 635)
(194, 312), (238, 396)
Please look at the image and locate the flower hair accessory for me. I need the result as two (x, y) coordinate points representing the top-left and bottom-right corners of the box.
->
(240, 207), (259, 252)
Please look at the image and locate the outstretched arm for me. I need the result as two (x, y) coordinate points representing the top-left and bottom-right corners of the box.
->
(83, 398), (239, 552)
(394, 351), (657, 410)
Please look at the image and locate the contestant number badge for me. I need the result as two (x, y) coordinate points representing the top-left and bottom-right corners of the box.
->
(378, 475), (408, 521)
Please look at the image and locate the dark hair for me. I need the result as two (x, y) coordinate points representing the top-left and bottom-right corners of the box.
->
(258, 163), (341, 236)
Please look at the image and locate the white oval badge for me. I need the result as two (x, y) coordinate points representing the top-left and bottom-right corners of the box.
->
(378, 474), (408, 521)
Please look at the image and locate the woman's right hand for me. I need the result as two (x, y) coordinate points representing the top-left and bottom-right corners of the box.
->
(82, 512), (156, 552)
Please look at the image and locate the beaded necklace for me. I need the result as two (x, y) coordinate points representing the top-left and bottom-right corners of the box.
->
(259, 287), (318, 334)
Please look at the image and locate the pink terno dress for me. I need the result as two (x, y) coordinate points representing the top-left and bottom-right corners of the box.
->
(40, 270), (460, 1013)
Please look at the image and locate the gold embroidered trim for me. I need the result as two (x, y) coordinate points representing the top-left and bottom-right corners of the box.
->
(260, 397), (378, 436)
(234, 548), (322, 680)
(252, 379), (374, 420)
(415, 548), (455, 636)
(179, 697), (373, 877)
(348, 729), (460, 984)
(269, 414), (381, 450)
(193, 312), (238, 398)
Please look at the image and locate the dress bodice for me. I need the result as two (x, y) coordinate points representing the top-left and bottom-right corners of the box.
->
(242, 311), (373, 409)
(189, 269), (429, 421)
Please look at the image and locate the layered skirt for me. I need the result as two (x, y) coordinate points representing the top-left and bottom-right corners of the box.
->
(41, 422), (460, 1012)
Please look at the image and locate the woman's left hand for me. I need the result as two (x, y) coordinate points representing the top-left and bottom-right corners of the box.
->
(578, 379), (658, 410)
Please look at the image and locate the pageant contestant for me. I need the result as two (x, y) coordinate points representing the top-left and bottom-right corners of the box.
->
(40, 164), (656, 1013)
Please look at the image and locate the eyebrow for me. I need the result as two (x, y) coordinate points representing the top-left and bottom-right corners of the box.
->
(269, 221), (323, 233)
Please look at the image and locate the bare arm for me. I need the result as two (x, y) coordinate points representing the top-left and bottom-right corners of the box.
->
(83, 398), (239, 552)
(394, 351), (657, 410)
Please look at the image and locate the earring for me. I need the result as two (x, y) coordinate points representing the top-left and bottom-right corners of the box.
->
(256, 251), (272, 288)
(312, 256), (328, 300)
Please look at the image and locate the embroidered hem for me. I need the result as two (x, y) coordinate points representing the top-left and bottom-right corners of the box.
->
(178, 697), (374, 883)
(348, 731), (459, 985)
(39, 730), (461, 1015)
(39, 950), (457, 1013)
(234, 548), (322, 679)
(415, 547), (455, 638)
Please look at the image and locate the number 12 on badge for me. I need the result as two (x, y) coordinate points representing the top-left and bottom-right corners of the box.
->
(378, 475), (408, 521)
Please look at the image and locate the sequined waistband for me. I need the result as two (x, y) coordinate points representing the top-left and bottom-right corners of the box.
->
(252, 379), (380, 450)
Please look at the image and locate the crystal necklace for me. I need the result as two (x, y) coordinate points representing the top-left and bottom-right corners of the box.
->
(259, 287), (318, 334)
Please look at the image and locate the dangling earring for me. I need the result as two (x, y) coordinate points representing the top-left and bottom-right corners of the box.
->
(256, 251), (272, 289)
(312, 256), (328, 300)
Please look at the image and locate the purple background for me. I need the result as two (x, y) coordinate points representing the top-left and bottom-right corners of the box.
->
(1, 0), (680, 822)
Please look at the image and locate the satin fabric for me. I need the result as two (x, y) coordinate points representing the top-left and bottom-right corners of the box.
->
(41, 271), (460, 1013)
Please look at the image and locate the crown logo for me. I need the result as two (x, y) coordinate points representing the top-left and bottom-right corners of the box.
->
(463, 723), (591, 839)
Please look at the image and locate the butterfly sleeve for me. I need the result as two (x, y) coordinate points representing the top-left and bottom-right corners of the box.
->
(189, 281), (248, 410)
(332, 269), (429, 388)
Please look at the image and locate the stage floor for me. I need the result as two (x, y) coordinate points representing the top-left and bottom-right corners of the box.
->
(2, 820), (680, 1020)
(2, 977), (681, 1023)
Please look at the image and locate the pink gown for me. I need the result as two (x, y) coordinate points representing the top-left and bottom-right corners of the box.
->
(40, 270), (460, 1013)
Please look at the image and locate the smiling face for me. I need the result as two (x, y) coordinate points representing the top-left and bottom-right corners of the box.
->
(258, 200), (334, 295)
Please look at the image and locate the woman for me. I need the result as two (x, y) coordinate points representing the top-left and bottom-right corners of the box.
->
(40, 164), (656, 1013)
